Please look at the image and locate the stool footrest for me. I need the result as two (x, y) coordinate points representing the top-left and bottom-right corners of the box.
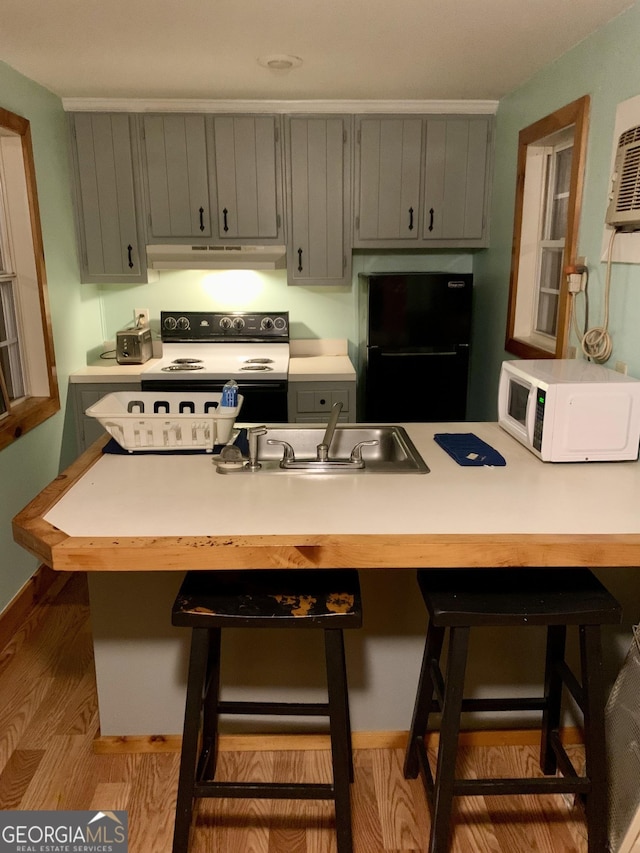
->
(193, 780), (335, 801)
(453, 776), (591, 796)
(414, 733), (590, 802)
(218, 700), (329, 717)
(430, 697), (547, 714)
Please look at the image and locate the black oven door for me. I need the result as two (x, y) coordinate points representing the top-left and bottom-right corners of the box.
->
(140, 378), (289, 423)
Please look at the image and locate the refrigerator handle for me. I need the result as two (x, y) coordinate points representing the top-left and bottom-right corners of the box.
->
(379, 351), (458, 357)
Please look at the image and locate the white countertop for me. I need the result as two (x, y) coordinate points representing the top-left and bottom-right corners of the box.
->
(288, 355), (355, 382)
(288, 338), (356, 382)
(43, 422), (640, 539)
(69, 360), (161, 381)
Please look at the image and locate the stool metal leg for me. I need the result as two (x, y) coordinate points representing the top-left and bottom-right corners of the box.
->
(325, 628), (354, 853)
(173, 627), (210, 853)
(540, 624), (566, 775)
(430, 625), (470, 853)
(201, 627), (222, 780)
(404, 623), (446, 779)
(334, 626), (355, 782)
(580, 624), (609, 853)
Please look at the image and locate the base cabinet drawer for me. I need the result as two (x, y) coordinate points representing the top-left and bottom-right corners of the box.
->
(288, 381), (355, 423)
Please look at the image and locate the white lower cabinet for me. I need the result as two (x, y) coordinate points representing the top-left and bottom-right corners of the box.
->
(288, 381), (355, 423)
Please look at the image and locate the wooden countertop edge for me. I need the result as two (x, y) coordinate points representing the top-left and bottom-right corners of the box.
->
(23, 531), (640, 571)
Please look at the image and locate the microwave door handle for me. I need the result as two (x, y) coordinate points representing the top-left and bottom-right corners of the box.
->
(526, 387), (538, 447)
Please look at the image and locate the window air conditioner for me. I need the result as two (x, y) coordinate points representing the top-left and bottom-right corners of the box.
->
(606, 124), (640, 231)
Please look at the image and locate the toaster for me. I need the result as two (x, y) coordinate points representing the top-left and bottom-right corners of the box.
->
(116, 326), (153, 364)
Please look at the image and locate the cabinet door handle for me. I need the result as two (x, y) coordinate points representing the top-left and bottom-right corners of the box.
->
(127, 244), (134, 269)
(297, 248), (303, 272)
(428, 208), (434, 232)
(408, 207), (414, 231)
(223, 208), (229, 233)
(199, 207), (205, 232)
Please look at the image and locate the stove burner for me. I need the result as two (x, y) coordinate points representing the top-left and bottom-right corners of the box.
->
(161, 364), (206, 372)
(173, 358), (203, 365)
(244, 357), (273, 364)
(241, 364), (273, 371)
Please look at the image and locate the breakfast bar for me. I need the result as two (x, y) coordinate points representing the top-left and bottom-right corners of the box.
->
(12, 421), (640, 738)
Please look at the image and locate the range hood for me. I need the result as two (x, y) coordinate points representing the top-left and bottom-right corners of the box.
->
(146, 244), (287, 271)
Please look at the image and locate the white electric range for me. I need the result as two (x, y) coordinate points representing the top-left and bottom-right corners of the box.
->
(141, 310), (290, 422)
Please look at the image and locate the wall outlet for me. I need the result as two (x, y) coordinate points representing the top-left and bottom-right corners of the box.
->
(134, 308), (150, 328)
(567, 345), (577, 359)
(615, 360), (628, 375)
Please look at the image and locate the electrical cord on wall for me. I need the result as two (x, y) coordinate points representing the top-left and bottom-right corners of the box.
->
(576, 227), (620, 364)
(570, 266), (589, 344)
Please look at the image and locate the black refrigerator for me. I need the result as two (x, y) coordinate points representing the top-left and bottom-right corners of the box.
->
(358, 272), (472, 422)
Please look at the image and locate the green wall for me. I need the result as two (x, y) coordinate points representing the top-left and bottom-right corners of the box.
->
(0, 62), (101, 609)
(469, 0), (640, 420)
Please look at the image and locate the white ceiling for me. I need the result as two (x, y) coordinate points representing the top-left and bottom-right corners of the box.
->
(0, 0), (634, 103)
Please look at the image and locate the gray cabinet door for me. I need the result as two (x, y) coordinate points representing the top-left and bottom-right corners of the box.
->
(142, 114), (211, 239)
(355, 117), (422, 244)
(70, 113), (147, 283)
(423, 117), (491, 243)
(285, 117), (352, 286)
(212, 116), (282, 242)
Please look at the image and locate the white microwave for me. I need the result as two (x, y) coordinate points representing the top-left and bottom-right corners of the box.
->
(498, 359), (640, 462)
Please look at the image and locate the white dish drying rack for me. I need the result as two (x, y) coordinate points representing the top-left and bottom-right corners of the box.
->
(86, 391), (243, 452)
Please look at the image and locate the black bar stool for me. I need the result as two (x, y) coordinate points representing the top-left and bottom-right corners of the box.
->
(403, 568), (621, 853)
(171, 568), (362, 853)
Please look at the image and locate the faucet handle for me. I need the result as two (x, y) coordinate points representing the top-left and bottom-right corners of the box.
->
(349, 439), (379, 463)
(267, 439), (296, 464)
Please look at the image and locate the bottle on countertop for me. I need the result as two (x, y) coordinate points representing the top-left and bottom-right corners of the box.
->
(221, 379), (238, 408)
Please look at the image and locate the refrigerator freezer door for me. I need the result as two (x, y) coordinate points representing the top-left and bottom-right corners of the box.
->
(366, 273), (472, 349)
(364, 346), (470, 422)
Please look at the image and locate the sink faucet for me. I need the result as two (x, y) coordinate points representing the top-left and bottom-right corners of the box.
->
(316, 401), (343, 461)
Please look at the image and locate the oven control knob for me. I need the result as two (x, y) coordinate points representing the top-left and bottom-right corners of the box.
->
(274, 316), (287, 331)
(232, 317), (245, 330)
(219, 316), (232, 330)
(176, 317), (190, 331)
(163, 316), (177, 330)
(260, 317), (274, 331)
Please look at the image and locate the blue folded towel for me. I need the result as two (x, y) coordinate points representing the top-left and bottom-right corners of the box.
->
(433, 433), (506, 467)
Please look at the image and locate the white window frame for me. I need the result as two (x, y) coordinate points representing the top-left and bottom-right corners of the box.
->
(513, 132), (574, 353)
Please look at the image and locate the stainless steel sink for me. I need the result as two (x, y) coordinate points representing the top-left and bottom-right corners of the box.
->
(255, 425), (430, 473)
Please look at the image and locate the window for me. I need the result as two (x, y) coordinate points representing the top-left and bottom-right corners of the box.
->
(505, 96), (590, 359)
(0, 107), (59, 451)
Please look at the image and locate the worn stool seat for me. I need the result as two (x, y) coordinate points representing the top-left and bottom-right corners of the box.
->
(172, 568), (362, 853)
(403, 568), (622, 853)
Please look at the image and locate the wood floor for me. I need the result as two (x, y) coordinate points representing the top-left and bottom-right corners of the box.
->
(0, 572), (589, 852)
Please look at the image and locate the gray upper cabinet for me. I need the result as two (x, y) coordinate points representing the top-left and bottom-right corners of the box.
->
(354, 118), (422, 244)
(423, 117), (491, 243)
(354, 114), (493, 249)
(69, 113), (148, 284)
(210, 116), (283, 243)
(285, 116), (352, 286)
(141, 114), (212, 241)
